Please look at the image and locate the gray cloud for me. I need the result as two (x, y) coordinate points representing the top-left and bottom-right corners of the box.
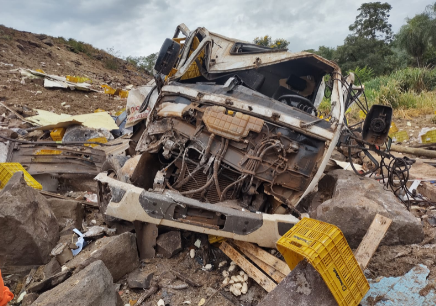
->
(0, 0), (433, 57)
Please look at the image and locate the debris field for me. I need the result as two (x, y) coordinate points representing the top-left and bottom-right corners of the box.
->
(1, 23), (436, 306)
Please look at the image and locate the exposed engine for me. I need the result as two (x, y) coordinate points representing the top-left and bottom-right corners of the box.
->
(135, 95), (326, 214)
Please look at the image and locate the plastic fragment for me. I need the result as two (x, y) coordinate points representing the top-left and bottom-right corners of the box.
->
(194, 239), (201, 248)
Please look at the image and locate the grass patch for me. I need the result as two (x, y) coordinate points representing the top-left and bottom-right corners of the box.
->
(322, 67), (436, 120)
(103, 56), (119, 71)
(0, 29), (13, 41)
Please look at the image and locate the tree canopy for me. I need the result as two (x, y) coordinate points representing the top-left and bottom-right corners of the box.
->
(349, 2), (394, 42)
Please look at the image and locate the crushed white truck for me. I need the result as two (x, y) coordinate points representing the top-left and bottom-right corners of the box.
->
(96, 24), (391, 247)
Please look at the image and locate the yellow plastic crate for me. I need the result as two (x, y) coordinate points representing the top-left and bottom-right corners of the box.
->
(391, 130), (409, 143)
(388, 122), (398, 136)
(50, 128), (66, 141)
(101, 84), (116, 95)
(84, 137), (107, 147)
(276, 218), (369, 306)
(0, 163), (42, 190)
(421, 130), (436, 144)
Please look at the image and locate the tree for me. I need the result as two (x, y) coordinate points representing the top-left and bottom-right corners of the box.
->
(253, 35), (289, 49)
(335, 2), (396, 75)
(336, 36), (393, 75)
(349, 2), (394, 43)
(425, 3), (436, 47)
(126, 53), (158, 74)
(313, 46), (336, 60)
(396, 3), (436, 67)
(397, 14), (432, 66)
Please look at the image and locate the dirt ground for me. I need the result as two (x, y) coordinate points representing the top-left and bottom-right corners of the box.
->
(116, 250), (266, 306)
(0, 24), (151, 116)
(368, 209), (436, 280)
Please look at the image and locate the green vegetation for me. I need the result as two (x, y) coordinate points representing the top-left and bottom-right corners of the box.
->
(55, 37), (94, 56)
(306, 2), (436, 76)
(0, 29), (13, 41)
(363, 67), (436, 110)
(53, 38), (122, 72)
(126, 53), (158, 74)
(253, 35), (290, 50)
(306, 2), (436, 118)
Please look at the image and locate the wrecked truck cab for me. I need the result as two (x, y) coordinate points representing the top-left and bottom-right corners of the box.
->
(96, 24), (346, 248)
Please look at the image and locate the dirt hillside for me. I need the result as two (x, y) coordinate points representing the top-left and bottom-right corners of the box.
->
(0, 25), (151, 115)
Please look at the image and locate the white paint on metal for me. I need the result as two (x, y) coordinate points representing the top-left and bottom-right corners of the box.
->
(162, 85), (335, 140)
(95, 172), (298, 248)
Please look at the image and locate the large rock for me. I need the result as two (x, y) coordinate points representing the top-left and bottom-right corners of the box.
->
(311, 170), (423, 248)
(43, 258), (61, 279)
(259, 261), (337, 306)
(22, 293), (39, 306)
(65, 232), (139, 282)
(31, 260), (121, 306)
(46, 198), (84, 230)
(156, 231), (182, 258)
(0, 172), (59, 266)
(127, 268), (154, 289)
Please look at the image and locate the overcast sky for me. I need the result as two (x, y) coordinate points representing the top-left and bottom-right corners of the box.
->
(0, 0), (433, 57)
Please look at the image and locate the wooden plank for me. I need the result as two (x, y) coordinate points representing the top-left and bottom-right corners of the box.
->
(354, 214), (392, 270)
(243, 250), (286, 283)
(232, 240), (291, 275)
(219, 241), (277, 293)
(0, 102), (27, 122)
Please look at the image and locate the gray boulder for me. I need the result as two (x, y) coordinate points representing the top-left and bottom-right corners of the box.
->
(127, 269), (154, 289)
(156, 231), (182, 258)
(22, 293), (39, 306)
(259, 261), (337, 306)
(65, 232), (139, 282)
(43, 258), (61, 279)
(311, 170), (423, 248)
(0, 172), (59, 266)
(31, 260), (121, 306)
(46, 198), (84, 230)
(42, 39), (54, 46)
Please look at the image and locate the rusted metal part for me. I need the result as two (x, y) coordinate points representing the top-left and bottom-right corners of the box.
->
(135, 112), (324, 207)
(160, 85), (334, 141)
(8, 139), (129, 176)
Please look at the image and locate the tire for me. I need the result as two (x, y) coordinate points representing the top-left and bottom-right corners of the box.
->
(154, 38), (181, 75)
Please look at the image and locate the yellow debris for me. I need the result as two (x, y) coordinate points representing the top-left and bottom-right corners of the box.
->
(66, 75), (92, 83)
(84, 137), (107, 147)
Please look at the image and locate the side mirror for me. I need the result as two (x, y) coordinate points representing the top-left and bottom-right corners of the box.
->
(154, 38), (181, 75)
(362, 105), (393, 145)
